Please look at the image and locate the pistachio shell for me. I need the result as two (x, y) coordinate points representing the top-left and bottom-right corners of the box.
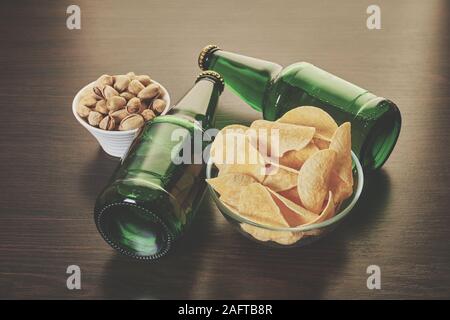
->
(94, 100), (108, 114)
(141, 108), (156, 121)
(93, 86), (104, 99)
(120, 91), (135, 101)
(126, 71), (137, 80)
(76, 104), (91, 118)
(119, 114), (144, 131)
(109, 109), (128, 122)
(103, 85), (119, 100)
(88, 111), (104, 127)
(151, 98), (166, 114)
(80, 95), (97, 107)
(114, 75), (130, 92)
(127, 97), (141, 109)
(96, 74), (114, 87)
(128, 79), (145, 95)
(99, 115), (115, 131)
(106, 96), (127, 112)
(136, 75), (152, 86)
(138, 84), (160, 100)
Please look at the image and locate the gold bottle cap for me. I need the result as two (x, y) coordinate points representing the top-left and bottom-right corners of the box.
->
(198, 45), (220, 70)
(196, 71), (224, 92)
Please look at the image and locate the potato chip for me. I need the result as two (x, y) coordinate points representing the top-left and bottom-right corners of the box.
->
(279, 143), (319, 170)
(277, 106), (338, 140)
(267, 188), (318, 226)
(211, 130), (266, 182)
(207, 173), (257, 195)
(313, 137), (330, 150)
(278, 187), (302, 205)
(329, 122), (353, 186)
(250, 120), (315, 157)
(298, 149), (336, 213)
(241, 223), (303, 245)
(210, 125), (249, 168)
(329, 172), (353, 206)
(237, 183), (289, 227)
(263, 163), (298, 192)
(207, 173), (257, 206)
(305, 191), (335, 225)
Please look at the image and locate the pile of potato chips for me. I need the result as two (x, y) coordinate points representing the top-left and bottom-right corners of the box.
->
(207, 106), (354, 245)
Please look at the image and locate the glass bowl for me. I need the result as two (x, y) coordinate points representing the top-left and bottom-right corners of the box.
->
(206, 151), (364, 247)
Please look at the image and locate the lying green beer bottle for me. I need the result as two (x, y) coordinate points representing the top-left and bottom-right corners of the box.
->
(94, 71), (224, 260)
(198, 45), (401, 169)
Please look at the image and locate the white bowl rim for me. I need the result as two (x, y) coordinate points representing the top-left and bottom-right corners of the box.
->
(72, 79), (171, 135)
(206, 151), (364, 232)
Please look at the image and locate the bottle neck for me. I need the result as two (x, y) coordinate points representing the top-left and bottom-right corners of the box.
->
(169, 77), (222, 129)
(204, 49), (282, 112)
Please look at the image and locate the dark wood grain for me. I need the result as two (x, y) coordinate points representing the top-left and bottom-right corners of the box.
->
(0, 0), (449, 299)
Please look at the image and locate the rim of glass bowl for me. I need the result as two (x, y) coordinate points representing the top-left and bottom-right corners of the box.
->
(206, 151), (364, 232)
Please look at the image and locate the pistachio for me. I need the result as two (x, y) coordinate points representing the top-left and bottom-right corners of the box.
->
(106, 96), (127, 112)
(119, 114), (144, 131)
(109, 109), (128, 122)
(88, 111), (104, 127)
(128, 79), (145, 95)
(120, 91), (135, 101)
(76, 104), (91, 118)
(96, 74), (114, 87)
(136, 75), (152, 86)
(138, 84), (160, 100)
(126, 71), (137, 80)
(92, 86), (104, 99)
(102, 85), (119, 100)
(94, 99), (108, 114)
(127, 97), (141, 109)
(99, 115), (115, 131)
(141, 109), (156, 121)
(80, 94), (98, 107)
(114, 75), (130, 93)
(151, 98), (167, 114)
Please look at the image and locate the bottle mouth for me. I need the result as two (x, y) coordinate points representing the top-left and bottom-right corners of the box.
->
(361, 101), (401, 169)
(95, 202), (172, 260)
(198, 44), (220, 70)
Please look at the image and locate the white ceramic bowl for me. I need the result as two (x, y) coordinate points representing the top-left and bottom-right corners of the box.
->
(72, 79), (171, 158)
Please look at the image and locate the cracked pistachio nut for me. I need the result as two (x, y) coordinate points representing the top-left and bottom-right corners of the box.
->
(99, 115), (115, 131)
(88, 111), (104, 127)
(128, 79), (145, 95)
(109, 109), (128, 122)
(136, 75), (152, 86)
(94, 99), (108, 114)
(80, 94), (98, 107)
(76, 104), (91, 118)
(138, 83), (160, 100)
(120, 91), (135, 101)
(119, 114), (144, 131)
(151, 98), (166, 114)
(96, 74), (114, 87)
(92, 86), (104, 99)
(106, 96), (127, 112)
(114, 75), (130, 93)
(141, 108), (156, 121)
(102, 85), (119, 100)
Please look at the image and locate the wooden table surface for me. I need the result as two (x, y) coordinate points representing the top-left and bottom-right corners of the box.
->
(1, 0), (449, 299)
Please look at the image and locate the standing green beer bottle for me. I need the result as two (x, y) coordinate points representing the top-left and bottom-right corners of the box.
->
(94, 71), (224, 260)
(198, 45), (401, 169)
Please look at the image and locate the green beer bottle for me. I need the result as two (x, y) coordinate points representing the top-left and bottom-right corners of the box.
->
(94, 71), (224, 260)
(198, 45), (401, 169)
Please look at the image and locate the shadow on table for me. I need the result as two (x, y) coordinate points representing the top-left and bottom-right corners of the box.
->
(99, 170), (391, 299)
(79, 148), (120, 199)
